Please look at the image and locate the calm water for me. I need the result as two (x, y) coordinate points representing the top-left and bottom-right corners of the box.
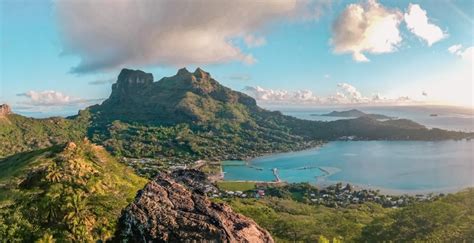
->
(275, 105), (474, 132)
(223, 141), (474, 193)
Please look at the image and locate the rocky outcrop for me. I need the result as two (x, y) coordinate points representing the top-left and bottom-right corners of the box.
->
(0, 104), (11, 116)
(114, 170), (274, 243)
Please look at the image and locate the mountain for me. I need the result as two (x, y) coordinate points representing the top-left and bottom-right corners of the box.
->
(319, 109), (393, 120)
(81, 68), (472, 165)
(0, 140), (147, 241)
(1, 68), (472, 174)
(90, 67), (258, 124)
(115, 170), (274, 242)
(83, 68), (315, 167)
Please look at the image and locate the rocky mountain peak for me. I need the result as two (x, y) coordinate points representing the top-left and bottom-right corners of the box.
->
(0, 104), (12, 116)
(193, 67), (210, 79)
(116, 68), (154, 86)
(176, 67), (191, 76)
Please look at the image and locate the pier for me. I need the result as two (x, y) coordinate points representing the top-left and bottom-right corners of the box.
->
(272, 168), (281, 182)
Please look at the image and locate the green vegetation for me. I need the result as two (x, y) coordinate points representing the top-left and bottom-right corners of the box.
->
(359, 188), (474, 242)
(0, 68), (472, 241)
(222, 197), (391, 242)
(217, 181), (257, 191)
(0, 113), (89, 158)
(0, 140), (147, 242)
(220, 188), (474, 242)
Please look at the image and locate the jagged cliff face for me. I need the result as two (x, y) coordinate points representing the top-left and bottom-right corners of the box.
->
(115, 170), (274, 243)
(93, 68), (257, 124)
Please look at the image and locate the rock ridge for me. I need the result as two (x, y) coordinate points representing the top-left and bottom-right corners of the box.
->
(114, 169), (274, 243)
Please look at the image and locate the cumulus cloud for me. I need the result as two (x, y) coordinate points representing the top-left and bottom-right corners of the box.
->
(331, 0), (402, 62)
(17, 90), (101, 106)
(243, 86), (320, 103)
(448, 44), (474, 62)
(243, 83), (413, 105)
(337, 83), (364, 102)
(404, 4), (446, 46)
(56, 0), (324, 73)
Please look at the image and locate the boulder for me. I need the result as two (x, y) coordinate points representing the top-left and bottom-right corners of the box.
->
(114, 170), (274, 243)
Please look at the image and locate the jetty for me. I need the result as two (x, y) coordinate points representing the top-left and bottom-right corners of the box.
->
(272, 168), (281, 182)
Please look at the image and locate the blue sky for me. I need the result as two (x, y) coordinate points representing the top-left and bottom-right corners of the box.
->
(1, 0), (473, 117)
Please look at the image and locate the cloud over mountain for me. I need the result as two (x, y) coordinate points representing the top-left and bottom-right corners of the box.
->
(56, 0), (323, 73)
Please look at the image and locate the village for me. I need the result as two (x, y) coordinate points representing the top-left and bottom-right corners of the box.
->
(120, 158), (444, 208)
(211, 182), (443, 208)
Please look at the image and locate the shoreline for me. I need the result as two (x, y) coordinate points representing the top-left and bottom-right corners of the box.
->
(239, 143), (325, 162)
(220, 177), (473, 196)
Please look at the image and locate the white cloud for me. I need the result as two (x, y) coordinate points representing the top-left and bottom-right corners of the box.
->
(243, 86), (320, 103)
(243, 83), (413, 105)
(404, 4), (446, 46)
(331, 0), (402, 62)
(448, 44), (462, 54)
(17, 90), (101, 106)
(55, 0), (324, 73)
(459, 47), (474, 62)
(337, 83), (363, 102)
(448, 44), (474, 62)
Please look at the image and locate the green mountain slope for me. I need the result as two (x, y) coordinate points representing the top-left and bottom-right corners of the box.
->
(0, 112), (89, 158)
(0, 140), (147, 242)
(359, 188), (474, 242)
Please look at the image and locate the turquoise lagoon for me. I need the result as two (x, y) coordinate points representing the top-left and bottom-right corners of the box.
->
(223, 141), (474, 193)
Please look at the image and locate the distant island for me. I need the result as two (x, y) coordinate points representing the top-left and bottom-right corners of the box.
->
(315, 109), (394, 120)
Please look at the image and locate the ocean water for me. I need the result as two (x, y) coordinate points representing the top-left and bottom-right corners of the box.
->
(223, 140), (474, 193)
(275, 105), (474, 132)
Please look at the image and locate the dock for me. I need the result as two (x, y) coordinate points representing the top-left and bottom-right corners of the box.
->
(272, 168), (281, 182)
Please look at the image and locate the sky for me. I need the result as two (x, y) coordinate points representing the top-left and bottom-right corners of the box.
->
(0, 0), (473, 117)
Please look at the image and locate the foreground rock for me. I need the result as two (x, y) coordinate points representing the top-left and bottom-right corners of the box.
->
(114, 170), (274, 243)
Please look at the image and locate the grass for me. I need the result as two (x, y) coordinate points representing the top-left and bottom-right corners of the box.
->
(216, 181), (256, 191)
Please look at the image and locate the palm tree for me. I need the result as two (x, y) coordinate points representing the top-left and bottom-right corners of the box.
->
(46, 163), (62, 183)
(63, 191), (95, 241)
(35, 232), (55, 243)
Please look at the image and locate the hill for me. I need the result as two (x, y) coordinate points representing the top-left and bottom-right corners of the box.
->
(319, 109), (393, 119)
(0, 109), (89, 158)
(0, 140), (147, 242)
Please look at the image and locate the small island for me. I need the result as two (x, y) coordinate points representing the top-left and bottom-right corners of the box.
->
(315, 109), (394, 120)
